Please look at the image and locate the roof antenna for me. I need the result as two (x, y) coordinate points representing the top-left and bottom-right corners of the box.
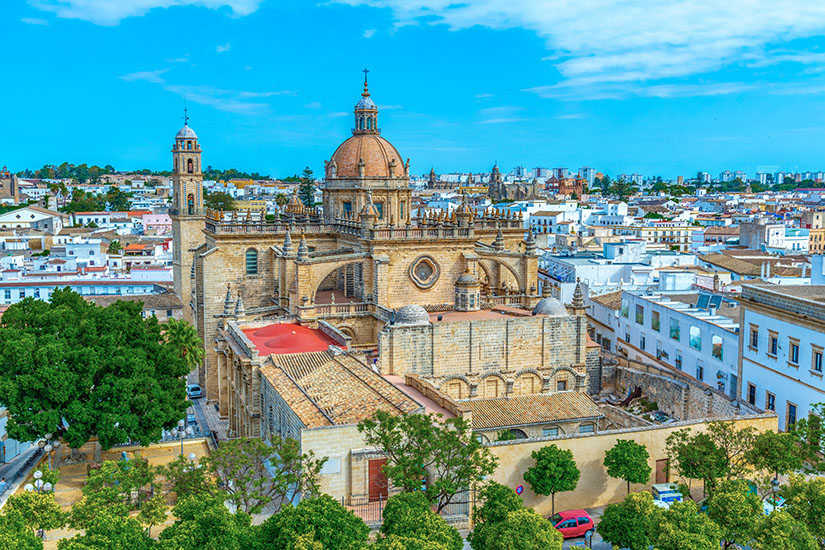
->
(183, 98), (189, 127)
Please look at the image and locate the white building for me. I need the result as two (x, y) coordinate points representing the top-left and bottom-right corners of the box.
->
(738, 284), (825, 430)
(589, 290), (741, 397)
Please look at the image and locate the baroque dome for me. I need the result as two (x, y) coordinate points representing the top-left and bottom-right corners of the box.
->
(330, 134), (405, 179)
(176, 125), (197, 139)
(532, 297), (568, 317)
(393, 304), (431, 326)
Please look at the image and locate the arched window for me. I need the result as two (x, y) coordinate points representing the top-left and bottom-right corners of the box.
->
(187, 194), (194, 215)
(187, 159), (194, 174)
(246, 249), (258, 275)
(366, 117), (372, 130)
(359, 117), (365, 130)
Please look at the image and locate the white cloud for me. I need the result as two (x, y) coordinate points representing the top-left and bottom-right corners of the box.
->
(479, 117), (525, 124)
(305, 101), (322, 109)
(335, 0), (825, 96)
(30, 0), (263, 26)
(363, 28), (376, 38)
(120, 69), (169, 84)
(21, 17), (49, 25)
(556, 113), (586, 120)
(119, 69), (288, 114)
(216, 42), (231, 53)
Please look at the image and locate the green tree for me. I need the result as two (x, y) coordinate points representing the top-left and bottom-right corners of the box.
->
(204, 190), (236, 211)
(160, 454), (220, 502)
(608, 177), (638, 202)
(0, 289), (190, 452)
(597, 491), (661, 550)
(372, 535), (449, 550)
(781, 474), (825, 544)
(107, 239), (122, 255)
(256, 495), (368, 550)
(58, 509), (153, 550)
(358, 411), (497, 512)
(157, 495), (254, 550)
(483, 509), (563, 550)
(275, 193), (290, 208)
(80, 457), (157, 512)
(467, 482), (524, 550)
(790, 402), (825, 471)
(105, 186), (133, 211)
(706, 479), (762, 549)
(2, 491), (66, 539)
(0, 513), (43, 550)
(206, 436), (325, 514)
(523, 444), (579, 516)
(379, 492), (462, 550)
(746, 429), (803, 495)
(298, 167), (315, 207)
(496, 429), (516, 442)
(138, 492), (168, 537)
(164, 318), (205, 371)
(751, 510), (818, 550)
(604, 439), (652, 495)
(666, 421), (755, 496)
(652, 500), (722, 550)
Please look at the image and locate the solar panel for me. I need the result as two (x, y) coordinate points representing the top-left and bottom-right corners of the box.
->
(710, 295), (723, 309)
(697, 295), (710, 309)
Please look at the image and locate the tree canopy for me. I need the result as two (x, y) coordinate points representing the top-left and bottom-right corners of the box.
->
(358, 411), (497, 512)
(298, 167), (315, 207)
(603, 439), (652, 494)
(523, 444), (579, 516)
(467, 482), (525, 550)
(379, 492), (462, 550)
(204, 190), (236, 211)
(0, 288), (191, 450)
(597, 491), (661, 550)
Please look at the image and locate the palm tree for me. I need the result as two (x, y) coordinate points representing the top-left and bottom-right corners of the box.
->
(164, 318), (205, 370)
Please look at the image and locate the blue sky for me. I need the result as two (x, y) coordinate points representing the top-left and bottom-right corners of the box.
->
(5, 1), (825, 179)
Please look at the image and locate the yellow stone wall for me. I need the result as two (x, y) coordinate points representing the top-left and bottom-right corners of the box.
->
(487, 414), (777, 514)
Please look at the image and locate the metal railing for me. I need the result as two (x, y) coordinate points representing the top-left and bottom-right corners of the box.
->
(341, 491), (471, 526)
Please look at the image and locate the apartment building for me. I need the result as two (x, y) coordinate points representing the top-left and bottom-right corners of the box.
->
(738, 284), (825, 431)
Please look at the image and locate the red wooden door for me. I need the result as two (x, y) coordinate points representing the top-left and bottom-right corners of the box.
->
(655, 459), (668, 484)
(368, 458), (388, 502)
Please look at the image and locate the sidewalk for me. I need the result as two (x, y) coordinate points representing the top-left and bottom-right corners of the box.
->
(0, 444), (43, 508)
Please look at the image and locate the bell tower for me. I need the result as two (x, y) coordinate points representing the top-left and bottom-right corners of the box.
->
(170, 109), (204, 321)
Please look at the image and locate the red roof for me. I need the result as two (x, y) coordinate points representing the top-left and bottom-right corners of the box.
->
(242, 323), (343, 356)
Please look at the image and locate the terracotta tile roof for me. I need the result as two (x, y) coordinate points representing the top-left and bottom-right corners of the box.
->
(465, 392), (602, 430)
(261, 351), (422, 429)
(590, 290), (623, 310)
(699, 254), (761, 276)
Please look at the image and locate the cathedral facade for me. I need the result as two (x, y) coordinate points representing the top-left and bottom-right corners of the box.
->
(171, 78), (598, 440)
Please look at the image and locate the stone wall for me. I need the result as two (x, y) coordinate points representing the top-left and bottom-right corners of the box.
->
(380, 314), (588, 387)
(404, 375), (471, 419)
(487, 413), (777, 515)
(301, 424), (368, 500)
(602, 358), (762, 421)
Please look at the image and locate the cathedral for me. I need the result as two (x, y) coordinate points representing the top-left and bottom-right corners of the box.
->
(171, 76), (600, 457)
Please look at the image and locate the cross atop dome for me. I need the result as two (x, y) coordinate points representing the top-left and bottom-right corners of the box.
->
(354, 69), (378, 135)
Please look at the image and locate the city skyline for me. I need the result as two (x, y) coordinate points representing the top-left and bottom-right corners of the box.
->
(5, 1), (825, 178)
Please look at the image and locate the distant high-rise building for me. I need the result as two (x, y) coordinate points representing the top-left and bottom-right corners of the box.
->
(534, 167), (551, 179)
(676, 176), (684, 186)
(578, 167), (596, 187)
(757, 172), (770, 185)
(512, 165), (528, 179)
(552, 167), (569, 179)
(629, 174), (643, 186)
(698, 172), (712, 184)
(734, 171), (747, 182)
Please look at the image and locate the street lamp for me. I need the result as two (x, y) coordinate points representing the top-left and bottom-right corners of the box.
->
(172, 420), (194, 457)
(37, 434), (60, 470)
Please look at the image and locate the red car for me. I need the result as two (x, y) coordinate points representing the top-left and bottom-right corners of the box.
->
(549, 509), (594, 539)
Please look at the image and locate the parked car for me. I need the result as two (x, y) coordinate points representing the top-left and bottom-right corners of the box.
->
(548, 510), (594, 539)
(186, 384), (203, 399)
(186, 413), (198, 428)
